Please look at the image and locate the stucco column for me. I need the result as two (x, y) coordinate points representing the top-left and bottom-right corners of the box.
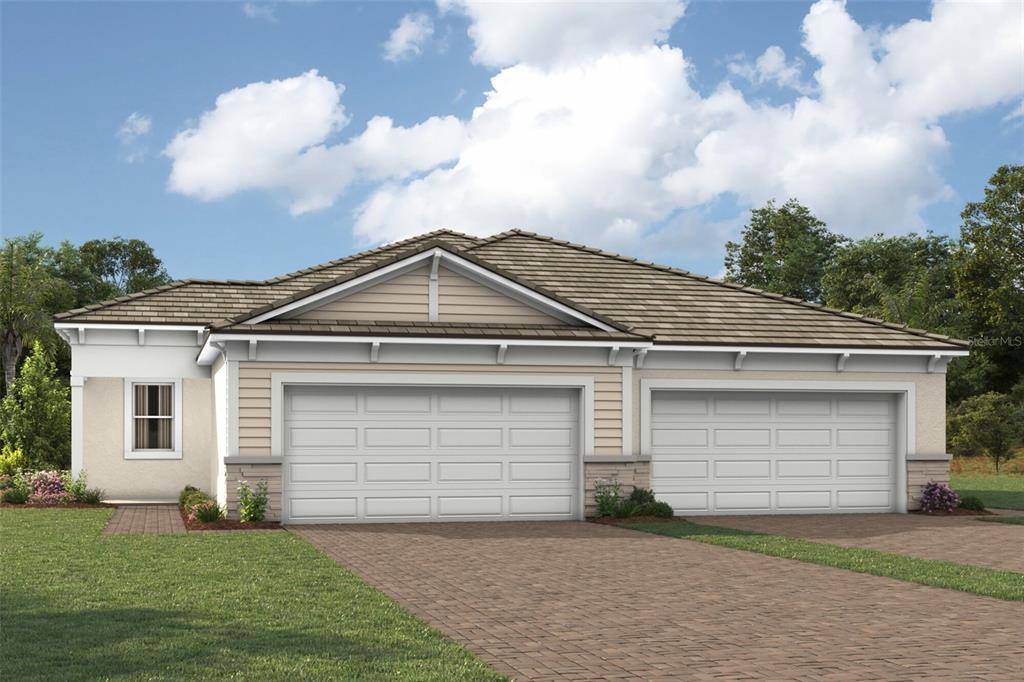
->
(70, 375), (85, 476)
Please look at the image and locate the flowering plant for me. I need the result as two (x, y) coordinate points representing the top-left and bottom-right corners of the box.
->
(29, 471), (69, 505)
(919, 481), (960, 513)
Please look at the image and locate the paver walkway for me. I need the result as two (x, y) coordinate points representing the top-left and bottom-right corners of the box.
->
(294, 522), (1024, 681)
(103, 505), (185, 535)
(698, 512), (1024, 573)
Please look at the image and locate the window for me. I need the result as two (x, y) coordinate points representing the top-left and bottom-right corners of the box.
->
(133, 384), (174, 450)
(124, 379), (182, 459)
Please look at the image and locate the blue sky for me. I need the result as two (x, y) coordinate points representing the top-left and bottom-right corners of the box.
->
(3, 1), (1021, 282)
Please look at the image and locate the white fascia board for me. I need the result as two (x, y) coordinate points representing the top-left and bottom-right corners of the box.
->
(196, 334), (651, 365)
(54, 322), (207, 331)
(243, 247), (620, 332)
(650, 344), (968, 357)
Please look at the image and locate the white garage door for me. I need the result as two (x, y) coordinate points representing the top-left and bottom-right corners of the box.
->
(283, 385), (579, 523)
(650, 391), (897, 514)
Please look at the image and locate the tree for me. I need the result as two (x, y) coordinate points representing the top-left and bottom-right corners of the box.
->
(79, 237), (172, 296)
(0, 341), (71, 469)
(948, 392), (1024, 472)
(724, 199), (846, 301)
(954, 165), (1024, 393)
(0, 235), (63, 393)
(821, 233), (960, 333)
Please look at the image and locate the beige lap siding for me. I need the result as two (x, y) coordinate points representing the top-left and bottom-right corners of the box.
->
(237, 362), (623, 456)
(225, 463), (282, 521)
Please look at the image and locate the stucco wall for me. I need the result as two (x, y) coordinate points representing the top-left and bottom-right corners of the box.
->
(83, 377), (216, 498)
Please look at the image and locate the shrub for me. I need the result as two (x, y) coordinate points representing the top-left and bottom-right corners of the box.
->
(0, 445), (29, 475)
(178, 485), (202, 507)
(958, 495), (986, 512)
(0, 342), (71, 470)
(238, 479), (269, 522)
(63, 471), (89, 502)
(77, 488), (105, 504)
(628, 488), (657, 506)
(919, 481), (960, 513)
(189, 501), (225, 523)
(0, 474), (14, 491)
(594, 481), (623, 518)
(633, 500), (674, 518)
(2, 487), (28, 504)
(594, 484), (674, 519)
(28, 470), (68, 505)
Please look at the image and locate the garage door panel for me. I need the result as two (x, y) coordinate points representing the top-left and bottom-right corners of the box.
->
(437, 496), (503, 517)
(652, 391), (897, 515)
(836, 459), (891, 478)
(284, 385), (578, 523)
(652, 460), (708, 479)
(509, 461), (573, 481)
(290, 497), (358, 520)
(288, 427), (357, 449)
(438, 461), (503, 482)
(290, 462), (357, 483)
(363, 428), (432, 448)
(437, 428), (503, 447)
(775, 429), (832, 447)
(776, 490), (831, 510)
(777, 460), (831, 478)
(365, 496), (432, 518)
(714, 460), (770, 479)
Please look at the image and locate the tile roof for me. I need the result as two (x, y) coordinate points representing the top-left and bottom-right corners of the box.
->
(217, 320), (645, 341)
(54, 228), (968, 350)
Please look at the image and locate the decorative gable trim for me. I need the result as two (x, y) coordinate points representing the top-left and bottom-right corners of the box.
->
(243, 246), (621, 332)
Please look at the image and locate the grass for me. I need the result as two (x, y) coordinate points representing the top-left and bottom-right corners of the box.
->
(624, 521), (1024, 602)
(976, 515), (1024, 525)
(950, 473), (1024, 510)
(0, 508), (503, 682)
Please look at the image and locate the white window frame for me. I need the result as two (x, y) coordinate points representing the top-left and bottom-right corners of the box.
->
(124, 378), (183, 459)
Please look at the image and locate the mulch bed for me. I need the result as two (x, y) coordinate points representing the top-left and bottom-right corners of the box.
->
(911, 508), (995, 516)
(0, 502), (115, 509)
(589, 516), (693, 525)
(179, 507), (281, 531)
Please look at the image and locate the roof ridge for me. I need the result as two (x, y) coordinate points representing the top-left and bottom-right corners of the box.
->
(263, 229), (482, 284)
(496, 231), (969, 348)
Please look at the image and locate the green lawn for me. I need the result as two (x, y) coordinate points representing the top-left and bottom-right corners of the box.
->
(0, 508), (503, 681)
(977, 515), (1024, 525)
(624, 521), (1024, 601)
(951, 472), (1024, 510)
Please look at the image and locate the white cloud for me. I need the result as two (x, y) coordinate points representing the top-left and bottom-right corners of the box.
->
(117, 112), (152, 163)
(242, 2), (276, 22)
(438, 0), (686, 68)
(168, 0), (1023, 255)
(383, 13), (434, 62)
(728, 46), (812, 94)
(164, 70), (465, 214)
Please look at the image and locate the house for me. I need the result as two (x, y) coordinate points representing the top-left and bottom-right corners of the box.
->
(54, 229), (968, 522)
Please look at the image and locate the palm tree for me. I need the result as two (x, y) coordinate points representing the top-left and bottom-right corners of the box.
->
(1, 237), (58, 395)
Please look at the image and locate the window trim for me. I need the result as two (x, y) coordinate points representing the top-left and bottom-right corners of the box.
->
(124, 378), (183, 460)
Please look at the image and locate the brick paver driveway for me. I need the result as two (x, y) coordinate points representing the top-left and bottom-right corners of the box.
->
(699, 513), (1024, 573)
(294, 522), (1023, 681)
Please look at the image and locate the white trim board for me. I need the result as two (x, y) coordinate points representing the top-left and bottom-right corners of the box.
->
(197, 334), (648, 365)
(638, 378), (916, 513)
(269, 371), (595, 521)
(244, 247), (620, 332)
(122, 377), (184, 460)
